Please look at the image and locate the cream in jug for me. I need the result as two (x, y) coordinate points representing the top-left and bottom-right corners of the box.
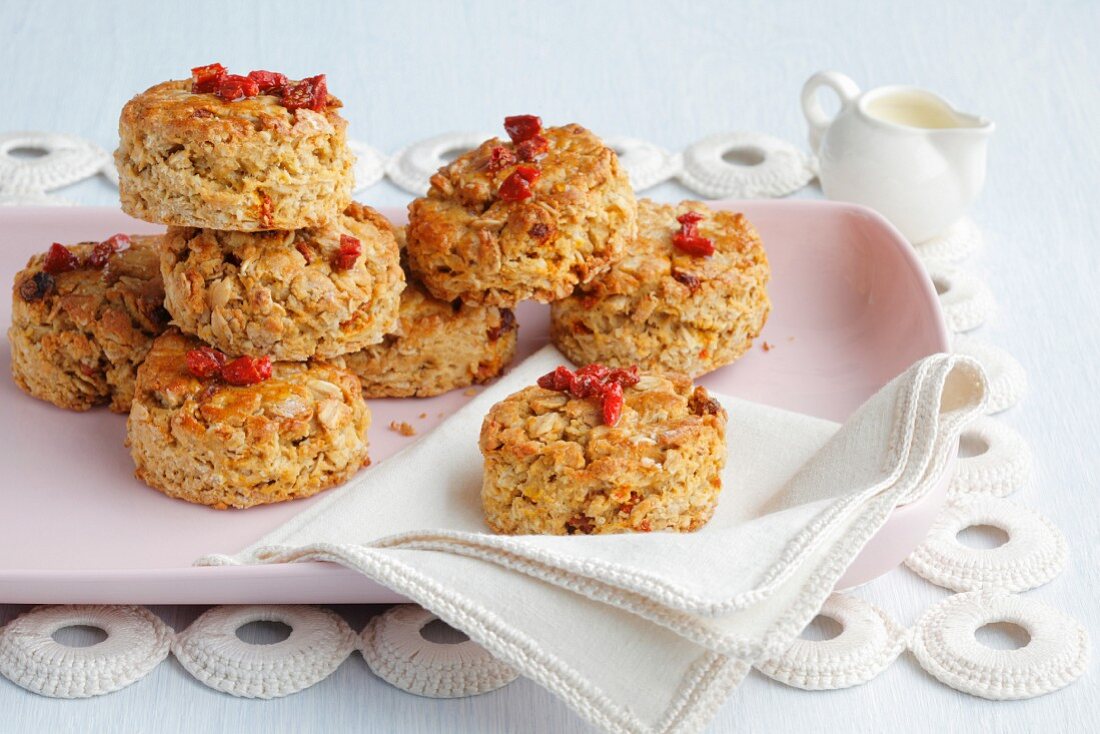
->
(801, 71), (994, 243)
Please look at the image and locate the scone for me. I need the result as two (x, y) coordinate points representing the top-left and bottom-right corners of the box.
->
(336, 278), (517, 398)
(116, 65), (353, 231)
(127, 329), (370, 509)
(479, 364), (727, 535)
(160, 202), (404, 361)
(9, 235), (169, 412)
(407, 116), (636, 306)
(334, 227), (517, 397)
(550, 199), (771, 377)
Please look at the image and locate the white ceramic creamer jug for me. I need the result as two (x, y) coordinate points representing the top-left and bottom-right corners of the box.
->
(801, 71), (994, 243)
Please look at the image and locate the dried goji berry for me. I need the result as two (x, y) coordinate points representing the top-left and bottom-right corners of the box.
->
(503, 115), (542, 144)
(536, 363), (638, 426)
(515, 134), (549, 162)
(191, 63), (227, 93)
(85, 233), (130, 269)
(671, 268), (702, 293)
(601, 381), (625, 426)
(498, 165), (540, 202)
(487, 308), (516, 341)
(672, 211), (714, 257)
(220, 355), (273, 386)
(677, 211), (705, 228)
(606, 365), (640, 389)
(295, 242), (314, 264)
(565, 514), (595, 535)
(672, 233), (715, 257)
(281, 74), (328, 112)
(186, 347), (228, 379)
(537, 365), (577, 392)
(247, 70), (288, 94)
(216, 74), (260, 102)
(331, 234), (361, 270)
(43, 243), (80, 275)
(486, 146), (517, 172)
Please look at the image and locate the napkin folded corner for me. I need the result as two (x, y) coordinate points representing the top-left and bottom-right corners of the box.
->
(198, 347), (986, 734)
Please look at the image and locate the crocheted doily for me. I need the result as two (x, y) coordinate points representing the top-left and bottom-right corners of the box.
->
(0, 130), (816, 203)
(0, 135), (1088, 710)
(905, 495), (1067, 593)
(755, 595), (906, 690)
(950, 415), (1033, 498)
(361, 605), (518, 698)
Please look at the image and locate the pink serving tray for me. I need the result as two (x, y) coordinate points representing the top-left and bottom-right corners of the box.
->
(0, 201), (950, 603)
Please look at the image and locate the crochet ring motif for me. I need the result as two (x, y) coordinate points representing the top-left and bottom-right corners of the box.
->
(905, 495), (1067, 593)
(951, 336), (1028, 414)
(0, 604), (172, 698)
(361, 605), (519, 698)
(677, 131), (817, 199)
(755, 594), (907, 690)
(172, 605), (358, 699)
(910, 590), (1089, 700)
(950, 416), (1033, 498)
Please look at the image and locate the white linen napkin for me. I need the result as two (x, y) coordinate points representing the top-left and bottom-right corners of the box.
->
(199, 345), (987, 734)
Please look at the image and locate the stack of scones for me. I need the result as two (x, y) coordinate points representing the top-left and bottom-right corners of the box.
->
(9, 67), (770, 519)
(114, 64), (400, 509)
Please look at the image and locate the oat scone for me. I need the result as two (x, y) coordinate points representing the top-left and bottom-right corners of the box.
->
(336, 277), (517, 397)
(334, 227), (517, 397)
(406, 117), (636, 307)
(550, 199), (771, 377)
(127, 330), (370, 509)
(160, 202), (403, 361)
(479, 365), (727, 535)
(116, 67), (353, 231)
(9, 235), (170, 413)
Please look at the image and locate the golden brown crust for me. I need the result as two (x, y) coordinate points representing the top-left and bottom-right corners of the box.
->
(160, 202), (404, 361)
(550, 199), (771, 377)
(126, 330), (370, 509)
(335, 276), (517, 398)
(9, 236), (169, 412)
(115, 79), (353, 231)
(406, 124), (636, 307)
(479, 372), (727, 535)
(331, 225), (517, 397)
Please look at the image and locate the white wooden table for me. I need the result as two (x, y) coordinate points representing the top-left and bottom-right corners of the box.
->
(1, 1), (1097, 731)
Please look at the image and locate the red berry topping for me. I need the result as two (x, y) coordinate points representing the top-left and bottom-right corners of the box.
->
(672, 233), (715, 257)
(672, 211), (714, 257)
(216, 74), (260, 102)
(220, 355), (273, 386)
(536, 363), (640, 426)
(281, 74), (328, 112)
(247, 70), (288, 94)
(537, 365), (577, 392)
(331, 234), (362, 270)
(515, 134), (549, 162)
(486, 145), (517, 172)
(677, 211), (705, 227)
(189, 65), (328, 113)
(43, 243), (80, 275)
(191, 63), (227, 93)
(85, 233), (130, 269)
(186, 346), (228, 379)
(498, 165), (540, 202)
(601, 381), (624, 426)
(606, 366), (640, 389)
(504, 115), (542, 144)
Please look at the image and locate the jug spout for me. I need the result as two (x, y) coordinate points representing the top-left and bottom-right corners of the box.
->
(927, 115), (994, 162)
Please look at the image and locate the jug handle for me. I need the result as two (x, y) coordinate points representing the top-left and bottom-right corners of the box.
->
(801, 71), (861, 153)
